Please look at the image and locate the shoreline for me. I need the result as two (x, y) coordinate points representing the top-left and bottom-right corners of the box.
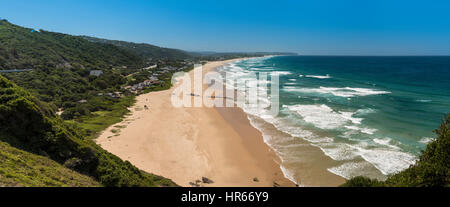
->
(96, 57), (296, 187)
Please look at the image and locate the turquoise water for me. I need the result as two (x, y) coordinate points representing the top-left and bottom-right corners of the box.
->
(219, 56), (450, 182)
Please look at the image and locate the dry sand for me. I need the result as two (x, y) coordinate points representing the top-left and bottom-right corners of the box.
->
(96, 58), (296, 187)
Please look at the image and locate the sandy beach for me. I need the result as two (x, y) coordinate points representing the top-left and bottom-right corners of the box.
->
(96, 58), (296, 187)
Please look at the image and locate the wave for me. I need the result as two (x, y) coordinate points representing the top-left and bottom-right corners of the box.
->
(349, 144), (417, 175)
(315, 141), (416, 175)
(284, 104), (364, 130)
(284, 82), (297, 86)
(280, 165), (299, 185)
(416, 99), (432, 103)
(328, 162), (380, 180)
(270, 71), (292, 76)
(419, 137), (435, 144)
(373, 138), (401, 150)
(304, 74), (332, 79)
(283, 86), (391, 98)
(345, 125), (378, 135)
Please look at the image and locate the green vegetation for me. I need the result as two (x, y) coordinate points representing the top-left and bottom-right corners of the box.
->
(0, 75), (177, 187)
(82, 36), (191, 60)
(0, 20), (143, 71)
(0, 20), (142, 114)
(65, 96), (136, 139)
(0, 141), (101, 187)
(343, 114), (450, 187)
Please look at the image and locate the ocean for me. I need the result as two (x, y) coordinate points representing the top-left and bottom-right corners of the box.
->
(217, 56), (450, 184)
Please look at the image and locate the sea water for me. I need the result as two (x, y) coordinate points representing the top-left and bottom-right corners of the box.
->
(217, 56), (450, 183)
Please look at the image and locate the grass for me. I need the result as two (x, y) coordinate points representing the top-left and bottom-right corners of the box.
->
(65, 96), (136, 139)
(0, 140), (101, 187)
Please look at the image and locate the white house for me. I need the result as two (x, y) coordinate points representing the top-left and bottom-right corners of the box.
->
(90, 70), (104, 77)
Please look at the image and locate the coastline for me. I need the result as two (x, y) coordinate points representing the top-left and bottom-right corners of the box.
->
(96, 58), (296, 187)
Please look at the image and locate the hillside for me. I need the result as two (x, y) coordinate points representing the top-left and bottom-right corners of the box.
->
(0, 141), (100, 187)
(0, 20), (147, 110)
(0, 20), (144, 71)
(82, 36), (191, 60)
(343, 114), (450, 187)
(0, 75), (178, 187)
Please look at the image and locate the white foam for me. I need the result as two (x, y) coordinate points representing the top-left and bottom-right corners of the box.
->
(284, 86), (391, 98)
(416, 99), (432, 103)
(419, 137), (435, 144)
(284, 82), (297, 86)
(305, 74), (331, 79)
(356, 108), (376, 115)
(270, 71), (292, 76)
(280, 165), (298, 185)
(284, 104), (367, 130)
(314, 143), (359, 160)
(348, 144), (417, 175)
(344, 125), (378, 135)
(327, 162), (375, 180)
(373, 138), (401, 150)
(340, 112), (363, 125)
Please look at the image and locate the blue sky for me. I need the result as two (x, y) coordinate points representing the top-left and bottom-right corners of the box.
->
(1, 0), (450, 55)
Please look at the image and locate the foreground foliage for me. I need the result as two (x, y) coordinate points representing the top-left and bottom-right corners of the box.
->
(343, 114), (450, 187)
(0, 75), (177, 187)
(0, 141), (101, 187)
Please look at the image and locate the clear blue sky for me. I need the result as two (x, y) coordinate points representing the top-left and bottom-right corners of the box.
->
(1, 0), (450, 55)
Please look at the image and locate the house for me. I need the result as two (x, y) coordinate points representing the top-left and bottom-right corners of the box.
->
(106, 93), (119, 99)
(30, 29), (41, 33)
(89, 70), (103, 77)
(114, 92), (122, 97)
(143, 80), (153, 86)
(143, 64), (158, 70)
(78, 100), (88, 103)
(149, 76), (159, 81)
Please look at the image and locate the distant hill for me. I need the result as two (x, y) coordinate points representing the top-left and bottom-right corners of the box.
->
(82, 36), (191, 60)
(189, 51), (298, 57)
(0, 20), (144, 71)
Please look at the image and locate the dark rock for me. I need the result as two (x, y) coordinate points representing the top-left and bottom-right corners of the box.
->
(189, 182), (200, 187)
(253, 177), (259, 182)
(202, 177), (214, 184)
(273, 181), (280, 187)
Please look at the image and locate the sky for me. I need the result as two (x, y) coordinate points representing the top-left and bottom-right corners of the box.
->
(1, 0), (450, 55)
